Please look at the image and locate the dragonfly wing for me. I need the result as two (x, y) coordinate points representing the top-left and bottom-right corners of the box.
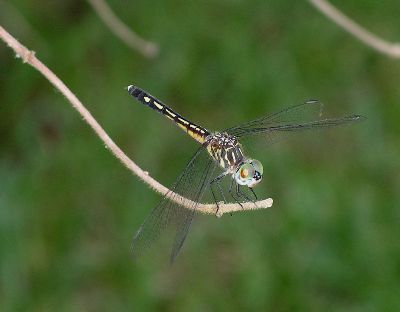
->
(132, 145), (217, 263)
(224, 100), (364, 141)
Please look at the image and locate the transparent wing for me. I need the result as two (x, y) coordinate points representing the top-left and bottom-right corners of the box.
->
(224, 100), (364, 141)
(132, 145), (217, 263)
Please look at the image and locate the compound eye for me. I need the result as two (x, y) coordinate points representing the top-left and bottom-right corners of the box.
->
(251, 159), (263, 175)
(239, 163), (255, 181)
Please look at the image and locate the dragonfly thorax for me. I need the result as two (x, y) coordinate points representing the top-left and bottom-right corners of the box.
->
(206, 132), (244, 170)
(206, 132), (264, 188)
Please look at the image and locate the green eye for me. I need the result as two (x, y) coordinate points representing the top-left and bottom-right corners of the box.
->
(239, 163), (255, 180)
(251, 160), (263, 175)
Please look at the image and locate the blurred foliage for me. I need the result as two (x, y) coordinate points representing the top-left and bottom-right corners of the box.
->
(1, 0), (400, 310)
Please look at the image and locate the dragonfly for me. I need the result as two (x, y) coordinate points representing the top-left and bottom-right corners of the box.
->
(127, 85), (364, 262)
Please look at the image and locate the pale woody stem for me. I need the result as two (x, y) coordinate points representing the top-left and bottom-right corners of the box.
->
(309, 0), (400, 58)
(86, 0), (159, 58)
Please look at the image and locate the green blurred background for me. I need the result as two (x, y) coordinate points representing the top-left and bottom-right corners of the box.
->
(1, 0), (400, 310)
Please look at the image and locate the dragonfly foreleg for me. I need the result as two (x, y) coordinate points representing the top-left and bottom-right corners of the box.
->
(248, 187), (258, 200)
(210, 172), (228, 214)
(236, 184), (255, 203)
(228, 178), (243, 209)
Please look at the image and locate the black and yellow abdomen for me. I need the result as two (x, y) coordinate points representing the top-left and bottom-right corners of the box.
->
(128, 85), (209, 144)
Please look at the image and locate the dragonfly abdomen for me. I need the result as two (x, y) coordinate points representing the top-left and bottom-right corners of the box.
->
(128, 85), (210, 144)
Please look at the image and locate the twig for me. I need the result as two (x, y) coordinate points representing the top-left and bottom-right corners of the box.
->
(87, 0), (159, 58)
(309, 0), (400, 58)
(0, 25), (273, 217)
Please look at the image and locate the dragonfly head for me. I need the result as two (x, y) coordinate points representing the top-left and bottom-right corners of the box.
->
(235, 159), (263, 187)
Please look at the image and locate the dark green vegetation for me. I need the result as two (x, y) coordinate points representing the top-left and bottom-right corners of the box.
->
(1, 0), (400, 310)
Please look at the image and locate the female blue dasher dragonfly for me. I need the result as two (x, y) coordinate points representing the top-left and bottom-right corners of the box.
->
(127, 85), (364, 262)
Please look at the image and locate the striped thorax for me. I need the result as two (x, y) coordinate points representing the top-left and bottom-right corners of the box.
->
(205, 132), (263, 187)
(206, 132), (244, 171)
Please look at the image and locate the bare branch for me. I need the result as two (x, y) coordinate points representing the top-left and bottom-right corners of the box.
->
(86, 0), (159, 58)
(0, 25), (273, 217)
(309, 0), (400, 58)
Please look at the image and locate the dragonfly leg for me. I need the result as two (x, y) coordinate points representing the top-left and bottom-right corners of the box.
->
(236, 184), (254, 203)
(210, 186), (220, 213)
(210, 172), (228, 214)
(228, 178), (243, 209)
(248, 187), (258, 200)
